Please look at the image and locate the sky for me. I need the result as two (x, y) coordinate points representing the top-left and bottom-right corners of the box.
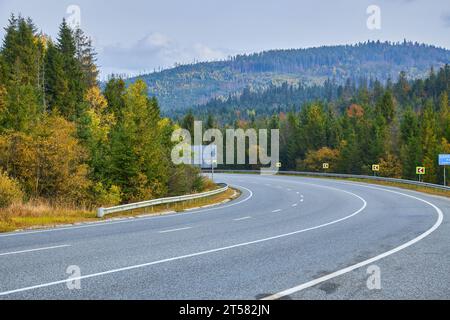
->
(1, 0), (449, 79)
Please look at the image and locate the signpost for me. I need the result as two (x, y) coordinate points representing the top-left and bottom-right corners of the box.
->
(276, 162), (282, 168)
(323, 163), (329, 170)
(195, 145), (218, 181)
(439, 154), (450, 186)
(416, 166), (426, 182)
(372, 164), (380, 176)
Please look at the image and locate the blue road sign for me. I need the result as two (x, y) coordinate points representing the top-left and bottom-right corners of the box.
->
(439, 154), (450, 166)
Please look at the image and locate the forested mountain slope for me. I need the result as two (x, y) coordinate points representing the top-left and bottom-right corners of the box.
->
(128, 41), (450, 113)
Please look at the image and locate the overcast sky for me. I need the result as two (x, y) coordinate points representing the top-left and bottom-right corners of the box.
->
(1, 0), (449, 79)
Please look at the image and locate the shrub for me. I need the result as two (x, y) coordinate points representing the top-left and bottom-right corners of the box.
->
(168, 165), (204, 196)
(0, 114), (92, 205)
(297, 147), (340, 172)
(90, 182), (122, 207)
(0, 171), (24, 208)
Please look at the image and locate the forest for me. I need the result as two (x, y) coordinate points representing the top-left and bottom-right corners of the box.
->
(0, 13), (449, 219)
(132, 41), (450, 112)
(0, 15), (205, 213)
(181, 65), (450, 185)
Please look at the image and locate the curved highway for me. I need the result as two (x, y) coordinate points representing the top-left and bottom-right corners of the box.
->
(0, 173), (449, 299)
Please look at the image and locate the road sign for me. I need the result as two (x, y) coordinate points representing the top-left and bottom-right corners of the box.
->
(192, 145), (218, 169)
(323, 163), (329, 169)
(439, 154), (450, 166)
(416, 166), (426, 175)
(439, 155), (450, 186)
(372, 164), (380, 172)
(276, 162), (282, 168)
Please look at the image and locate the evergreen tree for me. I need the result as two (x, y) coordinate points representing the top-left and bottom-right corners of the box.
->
(54, 19), (85, 119)
(420, 102), (439, 182)
(74, 27), (98, 88)
(181, 110), (195, 138)
(44, 40), (68, 112)
(375, 90), (395, 124)
(109, 80), (169, 201)
(104, 76), (126, 117)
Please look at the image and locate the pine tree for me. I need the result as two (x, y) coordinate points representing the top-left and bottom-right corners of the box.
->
(1, 14), (18, 81)
(74, 27), (98, 88)
(420, 102), (439, 182)
(438, 92), (449, 141)
(109, 80), (169, 201)
(2, 79), (41, 132)
(54, 19), (85, 119)
(205, 114), (216, 130)
(104, 76), (126, 117)
(44, 40), (69, 112)
(375, 90), (395, 124)
(181, 110), (195, 138)
(0, 15), (42, 132)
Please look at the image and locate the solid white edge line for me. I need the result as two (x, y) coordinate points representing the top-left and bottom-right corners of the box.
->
(261, 181), (444, 300)
(0, 185), (367, 297)
(233, 216), (251, 221)
(0, 245), (71, 257)
(272, 209), (282, 213)
(0, 184), (254, 238)
(158, 227), (192, 234)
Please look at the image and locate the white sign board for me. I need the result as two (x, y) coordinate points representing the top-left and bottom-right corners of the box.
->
(192, 145), (218, 169)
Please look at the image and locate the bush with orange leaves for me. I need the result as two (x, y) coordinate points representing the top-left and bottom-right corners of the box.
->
(297, 147), (340, 172)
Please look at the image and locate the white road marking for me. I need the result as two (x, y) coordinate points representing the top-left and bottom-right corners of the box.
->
(272, 209), (282, 213)
(261, 181), (444, 300)
(292, 204), (298, 207)
(296, 192), (300, 195)
(287, 189), (292, 191)
(158, 227), (192, 234)
(0, 185), (254, 238)
(0, 245), (71, 257)
(300, 199), (304, 202)
(0, 187), (367, 297)
(233, 216), (251, 221)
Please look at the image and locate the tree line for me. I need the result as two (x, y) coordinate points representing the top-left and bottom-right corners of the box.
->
(0, 15), (204, 209)
(181, 66), (450, 184)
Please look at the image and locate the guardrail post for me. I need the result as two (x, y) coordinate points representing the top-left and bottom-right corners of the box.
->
(97, 207), (105, 218)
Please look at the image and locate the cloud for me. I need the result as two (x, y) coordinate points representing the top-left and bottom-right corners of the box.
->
(98, 32), (229, 78)
(140, 32), (171, 48)
(442, 13), (450, 28)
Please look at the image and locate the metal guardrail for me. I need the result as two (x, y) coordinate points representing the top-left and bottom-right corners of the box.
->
(203, 169), (450, 191)
(97, 183), (229, 218)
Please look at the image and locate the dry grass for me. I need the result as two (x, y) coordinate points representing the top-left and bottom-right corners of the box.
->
(277, 173), (450, 198)
(201, 177), (218, 191)
(343, 178), (450, 198)
(106, 187), (239, 219)
(213, 171), (450, 198)
(0, 188), (240, 233)
(0, 200), (96, 233)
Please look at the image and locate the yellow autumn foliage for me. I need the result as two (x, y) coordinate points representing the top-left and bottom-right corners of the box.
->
(0, 114), (92, 205)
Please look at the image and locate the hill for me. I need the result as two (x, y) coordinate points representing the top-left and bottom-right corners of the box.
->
(127, 41), (450, 113)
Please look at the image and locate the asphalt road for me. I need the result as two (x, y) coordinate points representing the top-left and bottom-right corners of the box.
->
(0, 173), (449, 300)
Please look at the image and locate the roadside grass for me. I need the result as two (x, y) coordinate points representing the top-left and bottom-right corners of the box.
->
(342, 178), (450, 198)
(279, 173), (450, 198)
(0, 187), (240, 233)
(105, 187), (239, 219)
(0, 201), (95, 233)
